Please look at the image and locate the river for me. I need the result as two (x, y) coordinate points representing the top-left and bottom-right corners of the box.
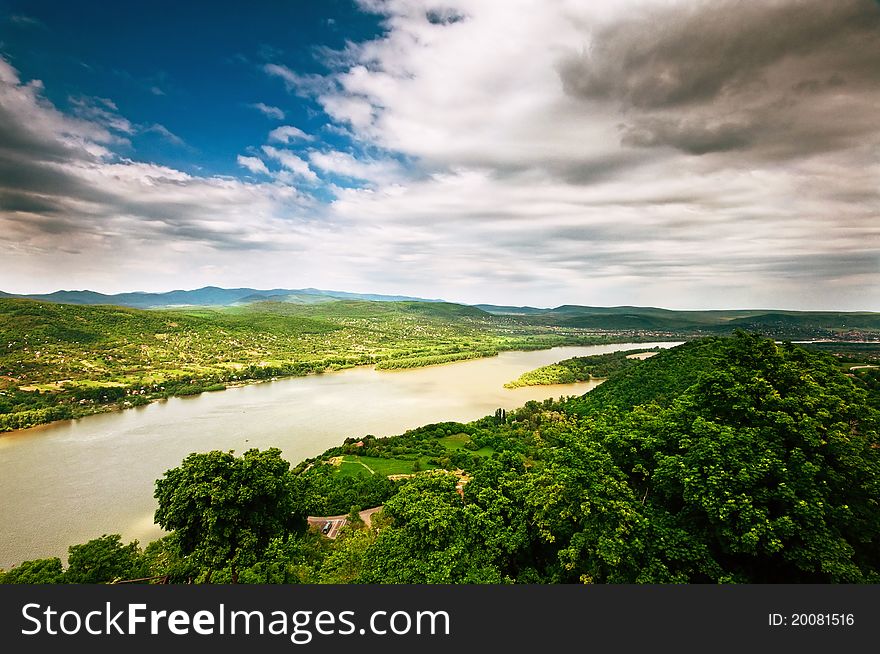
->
(0, 342), (679, 568)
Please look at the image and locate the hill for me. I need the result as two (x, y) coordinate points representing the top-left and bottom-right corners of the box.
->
(294, 333), (880, 584)
(0, 297), (608, 431)
(478, 304), (880, 336)
(4, 288), (878, 337)
(7, 334), (877, 583)
(0, 286), (444, 309)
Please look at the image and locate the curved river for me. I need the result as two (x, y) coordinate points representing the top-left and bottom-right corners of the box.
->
(0, 342), (679, 568)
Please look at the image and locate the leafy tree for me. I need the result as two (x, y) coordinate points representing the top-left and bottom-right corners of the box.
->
(66, 534), (145, 583)
(536, 334), (880, 582)
(628, 334), (880, 582)
(141, 535), (202, 584)
(319, 528), (375, 583)
(359, 474), (503, 583)
(234, 535), (325, 584)
(0, 557), (65, 584)
(154, 448), (304, 583)
(292, 464), (396, 516)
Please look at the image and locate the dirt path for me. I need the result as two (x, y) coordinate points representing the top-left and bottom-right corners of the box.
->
(354, 459), (375, 474)
(307, 506), (383, 539)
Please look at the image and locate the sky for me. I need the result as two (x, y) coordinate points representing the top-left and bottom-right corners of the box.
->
(0, 0), (878, 310)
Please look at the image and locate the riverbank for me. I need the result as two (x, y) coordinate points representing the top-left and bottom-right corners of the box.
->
(0, 342), (678, 567)
(0, 337), (684, 435)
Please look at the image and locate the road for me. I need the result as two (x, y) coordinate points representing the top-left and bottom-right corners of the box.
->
(306, 506), (382, 539)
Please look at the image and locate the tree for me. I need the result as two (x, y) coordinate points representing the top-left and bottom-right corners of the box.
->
(66, 534), (144, 583)
(537, 334), (880, 582)
(0, 557), (65, 584)
(142, 536), (202, 584)
(358, 473), (503, 583)
(154, 448), (304, 583)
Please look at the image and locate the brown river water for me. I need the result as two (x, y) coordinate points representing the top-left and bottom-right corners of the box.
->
(0, 342), (680, 568)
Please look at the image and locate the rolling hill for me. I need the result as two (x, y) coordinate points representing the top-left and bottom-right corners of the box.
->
(0, 286), (444, 309)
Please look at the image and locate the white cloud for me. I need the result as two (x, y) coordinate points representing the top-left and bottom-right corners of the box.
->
(3, 2), (880, 311)
(69, 95), (134, 135)
(263, 64), (330, 96)
(261, 145), (318, 182)
(248, 102), (285, 120)
(267, 125), (313, 144)
(144, 123), (187, 148)
(270, 0), (879, 309)
(0, 57), (330, 295)
(237, 154), (270, 175)
(308, 150), (401, 185)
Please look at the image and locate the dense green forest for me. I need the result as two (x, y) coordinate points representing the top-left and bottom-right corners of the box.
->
(3, 333), (878, 584)
(0, 297), (620, 431)
(504, 348), (660, 387)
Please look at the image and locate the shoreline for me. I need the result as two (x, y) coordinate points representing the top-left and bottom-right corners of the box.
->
(1, 339), (682, 436)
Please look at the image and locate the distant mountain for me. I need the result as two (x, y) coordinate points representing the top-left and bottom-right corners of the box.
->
(1, 286), (444, 309)
(473, 304), (550, 315)
(476, 304), (880, 333)
(3, 288), (878, 336)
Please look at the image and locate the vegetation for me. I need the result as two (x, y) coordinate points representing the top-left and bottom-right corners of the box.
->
(65, 534), (146, 584)
(481, 304), (880, 338)
(802, 341), (880, 365)
(4, 333), (878, 584)
(153, 448), (304, 583)
(3, 293), (877, 433)
(504, 348), (659, 387)
(0, 297), (619, 432)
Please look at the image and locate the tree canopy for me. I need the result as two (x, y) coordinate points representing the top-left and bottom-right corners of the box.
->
(7, 333), (879, 584)
(154, 447), (304, 583)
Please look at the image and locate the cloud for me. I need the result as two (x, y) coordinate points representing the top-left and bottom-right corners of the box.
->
(280, 0), (879, 309)
(308, 149), (401, 185)
(0, 55), (322, 292)
(248, 102), (285, 120)
(263, 63), (330, 96)
(3, 2), (879, 311)
(558, 0), (880, 159)
(236, 155), (270, 176)
(144, 123), (188, 148)
(267, 125), (313, 143)
(68, 95), (134, 136)
(8, 14), (45, 28)
(261, 145), (318, 181)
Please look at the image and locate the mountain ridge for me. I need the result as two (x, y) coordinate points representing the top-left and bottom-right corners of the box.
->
(0, 286), (445, 309)
(3, 287), (879, 334)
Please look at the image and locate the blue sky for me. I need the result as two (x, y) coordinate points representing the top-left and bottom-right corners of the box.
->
(0, 0), (878, 310)
(0, 0), (382, 181)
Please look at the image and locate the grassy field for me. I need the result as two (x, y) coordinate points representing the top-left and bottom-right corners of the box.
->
(438, 433), (494, 456)
(331, 434), (495, 479)
(334, 455), (439, 477)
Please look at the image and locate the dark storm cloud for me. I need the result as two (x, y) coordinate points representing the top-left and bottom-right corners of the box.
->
(0, 103), (86, 164)
(559, 0), (880, 158)
(0, 189), (67, 215)
(0, 156), (115, 204)
(544, 151), (653, 185)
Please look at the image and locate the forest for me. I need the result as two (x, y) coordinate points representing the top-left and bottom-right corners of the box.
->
(3, 333), (878, 584)
(503, 347), (660, 387)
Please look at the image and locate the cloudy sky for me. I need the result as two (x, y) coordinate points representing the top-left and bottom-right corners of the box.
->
(0, 0), (878, 310)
